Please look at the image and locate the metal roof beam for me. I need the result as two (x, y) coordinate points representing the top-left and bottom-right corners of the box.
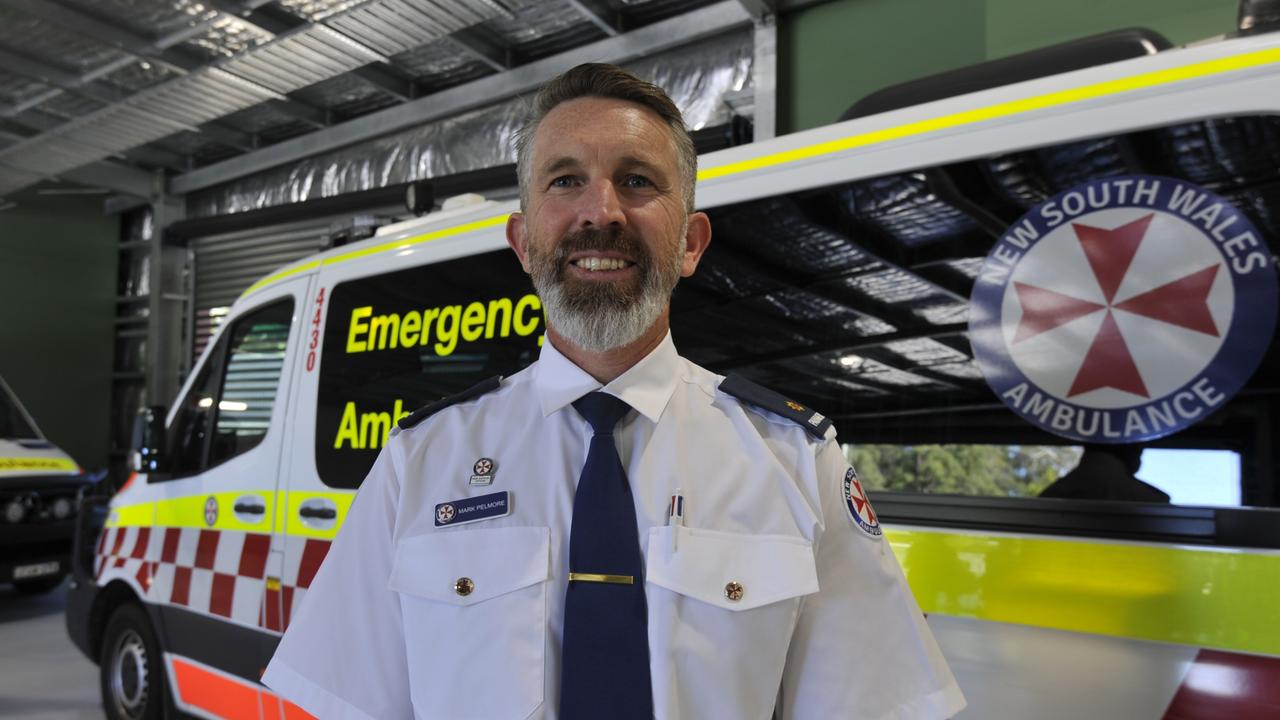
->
(0, 154), (155, 197)
(1, 0), (214, 77)
(59, 159), (155, 197)
(0, 44), (261, 152)
(565, 0), (621, 37)
(265, 98), (329, 129)
(734, 0), (777, 21)
(170, 0), (753, 194)
(854, 347), (983, 393)
(203, 0), (262, 16)
(708, 323), (970, 374)
(350, 64), (416, 101)
(203, 0), (291, 33)
(1, 109), (65, 133)
(208, 0), (418, 101)
(449, 27), (511, 73)
(103, 193), (149, 214)
(0, 46), (125, 103)
(1, 0), (332, 127)
(118, 146), (192, 173)
(190, 124), (257, 152)
(783, 364), (902, 399)
(751, 15), (776, 140)
(907, 262), (976, 301)
(0, 128), (26, 146)
(0, 0), (160, 56)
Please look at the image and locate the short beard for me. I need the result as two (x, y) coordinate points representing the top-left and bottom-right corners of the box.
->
(528, 226), (684, 353)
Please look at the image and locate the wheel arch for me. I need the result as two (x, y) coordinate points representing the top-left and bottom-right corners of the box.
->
(89, 580), (150, 662)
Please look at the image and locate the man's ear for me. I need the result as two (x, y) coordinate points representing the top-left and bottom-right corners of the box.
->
(680, 211), (712, 277)
(506, 212), (531, 272)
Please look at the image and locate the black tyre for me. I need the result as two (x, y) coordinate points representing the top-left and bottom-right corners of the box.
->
(99, 604), (167, 720)
(13, 573), (65, 595)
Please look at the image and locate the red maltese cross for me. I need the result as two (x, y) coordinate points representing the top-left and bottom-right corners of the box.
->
(849, 476), (877, 525)
(1012, 214), (1220, 398)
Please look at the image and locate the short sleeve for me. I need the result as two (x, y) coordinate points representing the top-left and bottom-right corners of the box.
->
(262, 446), (412, 720)
(778, 441), (966, 720)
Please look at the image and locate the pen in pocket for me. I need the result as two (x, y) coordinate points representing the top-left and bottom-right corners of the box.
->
(668, 489), (684, 552)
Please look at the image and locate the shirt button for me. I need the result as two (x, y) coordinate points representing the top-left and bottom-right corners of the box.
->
(454, 577), (474, 596)
(724, 581), (744, 602)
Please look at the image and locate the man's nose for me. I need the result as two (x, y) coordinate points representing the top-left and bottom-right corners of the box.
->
(576, 179), (626, 229)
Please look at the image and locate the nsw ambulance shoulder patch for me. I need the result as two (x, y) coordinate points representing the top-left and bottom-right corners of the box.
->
(843, 467), (881, 539)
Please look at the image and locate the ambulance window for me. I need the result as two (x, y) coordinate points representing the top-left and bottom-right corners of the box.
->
(845, 443), (1082, 499)
(315, 249), (542, 489)
(670, 113), (1279, 516)
(208, 300), (293, 468)
(165, 299), (292, 478)
(1134, 448), (1242, 507)
(847, 443), (1244, 507)
(169, 337), (226, 477)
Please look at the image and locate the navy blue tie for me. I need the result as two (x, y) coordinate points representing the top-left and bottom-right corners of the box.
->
(560, 392), (653, 719)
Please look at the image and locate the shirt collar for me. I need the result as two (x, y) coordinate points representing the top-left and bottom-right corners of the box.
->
(533, 331), (682, 424)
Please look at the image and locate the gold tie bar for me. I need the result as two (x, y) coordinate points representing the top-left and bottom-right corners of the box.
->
(568, 572), (634, 584)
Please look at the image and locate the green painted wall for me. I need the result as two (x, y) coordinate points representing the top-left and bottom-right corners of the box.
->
(0, 185), (119, 470)
(781, 0), (1240, 133)
(985, 0), (1239, 58)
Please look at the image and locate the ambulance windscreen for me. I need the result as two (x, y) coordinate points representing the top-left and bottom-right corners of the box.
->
(0, 380), (38, 440)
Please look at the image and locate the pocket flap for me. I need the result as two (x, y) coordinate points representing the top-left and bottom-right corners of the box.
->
(389, 526), (549, 606)
(645, 526), (818, 611)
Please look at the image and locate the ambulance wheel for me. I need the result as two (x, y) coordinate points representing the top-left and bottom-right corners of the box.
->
(100, 604), (167, 720)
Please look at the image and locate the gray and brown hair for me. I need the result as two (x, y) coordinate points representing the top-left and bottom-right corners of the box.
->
(514, 63), (697, 212)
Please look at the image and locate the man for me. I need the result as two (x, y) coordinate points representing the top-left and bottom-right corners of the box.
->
(263, 63), (964, 719)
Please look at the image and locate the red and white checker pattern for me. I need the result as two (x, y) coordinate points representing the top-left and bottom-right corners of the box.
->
(95, 525), (331, 633)
(95, 524), (155, 597)
(264, 534), (331, 633)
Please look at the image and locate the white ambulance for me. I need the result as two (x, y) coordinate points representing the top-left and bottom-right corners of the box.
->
(68, 25), (1280, 720)
(1, 374), (98, 593)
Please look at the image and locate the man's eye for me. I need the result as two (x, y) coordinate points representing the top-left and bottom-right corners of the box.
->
(550, 176), (576, 188)
(622, 175), (654, 188)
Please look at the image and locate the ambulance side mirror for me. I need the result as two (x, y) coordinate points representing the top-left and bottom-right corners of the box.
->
(129, 405), (168, 473)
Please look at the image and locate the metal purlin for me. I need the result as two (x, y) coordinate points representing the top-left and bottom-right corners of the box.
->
(0, 0), (512, 195)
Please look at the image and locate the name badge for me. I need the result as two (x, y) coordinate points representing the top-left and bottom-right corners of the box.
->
(435, 491), (511, 528)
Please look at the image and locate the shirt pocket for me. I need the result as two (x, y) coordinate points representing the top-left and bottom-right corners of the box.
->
(645, 526), (818, 720)
(389, 526), (549, 720)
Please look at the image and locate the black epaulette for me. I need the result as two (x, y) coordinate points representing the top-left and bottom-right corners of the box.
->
(397, 376), (503, 431)
(718, 374), (833, 440)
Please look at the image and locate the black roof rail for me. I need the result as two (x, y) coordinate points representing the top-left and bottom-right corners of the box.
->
(840, 28), (1172, 122)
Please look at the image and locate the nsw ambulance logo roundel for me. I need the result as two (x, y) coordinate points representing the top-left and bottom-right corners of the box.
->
(970, 175), (1278, 443)
(843, 468), (881, 538)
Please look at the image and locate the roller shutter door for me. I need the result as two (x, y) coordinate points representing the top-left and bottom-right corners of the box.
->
(190, 219), (331, 361)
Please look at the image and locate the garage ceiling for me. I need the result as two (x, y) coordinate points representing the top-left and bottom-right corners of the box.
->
(0, 0), (741, 198)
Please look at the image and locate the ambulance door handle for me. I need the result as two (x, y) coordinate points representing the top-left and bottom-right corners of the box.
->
(298, 498), (338, 529)
(232, 495), (268, 525)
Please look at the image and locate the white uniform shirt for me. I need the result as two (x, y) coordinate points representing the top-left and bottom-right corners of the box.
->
(264, 333), (965, 720)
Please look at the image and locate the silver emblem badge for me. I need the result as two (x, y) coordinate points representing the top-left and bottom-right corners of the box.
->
(470, 457), (495, 486)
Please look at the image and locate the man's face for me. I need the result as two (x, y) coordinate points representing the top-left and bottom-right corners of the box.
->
(507, 96), (710, 352)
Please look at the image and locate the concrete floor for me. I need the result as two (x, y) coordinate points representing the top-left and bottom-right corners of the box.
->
(0, 579), (103, 719)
